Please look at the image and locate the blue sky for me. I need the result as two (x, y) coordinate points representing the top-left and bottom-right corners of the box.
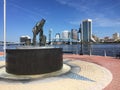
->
(0, 0), (120, 42)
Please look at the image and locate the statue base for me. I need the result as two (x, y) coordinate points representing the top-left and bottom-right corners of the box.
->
(6, 47), (63, 75)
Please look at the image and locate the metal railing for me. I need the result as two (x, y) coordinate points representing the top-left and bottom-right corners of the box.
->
(53, 44), (120, 57)
(0, 44), (120, 57)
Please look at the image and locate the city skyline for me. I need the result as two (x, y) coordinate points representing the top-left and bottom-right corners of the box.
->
(0, 0), (120, 42)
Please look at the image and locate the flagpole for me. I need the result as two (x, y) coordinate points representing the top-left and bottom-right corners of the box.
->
(3, 0), (6, 57)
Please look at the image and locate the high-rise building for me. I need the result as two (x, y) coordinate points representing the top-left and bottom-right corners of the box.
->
(62, 30), (70, 40)
(20, 35), (31, 45)
(81, 19), (95, 43)
(71, 29), (78, 41)
(113, 33), (119, 40)
(81, 19), (95, 55)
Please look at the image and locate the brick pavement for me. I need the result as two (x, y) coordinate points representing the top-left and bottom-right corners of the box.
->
(63, 54), (120, 90)
(0, 52), (4, 56)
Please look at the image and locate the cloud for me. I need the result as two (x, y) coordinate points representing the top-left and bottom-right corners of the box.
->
(68, 17), (120, 28)
(69, 21), (80, 25)
(93, 18), (120, 27)
(56, 0), (69, 5)
(56, 0), (71, 4)
(56, 0), (120, 28)
(56, 0), (99, 12)
(8, 1), (48, 22)
(56, 0), (120, 17)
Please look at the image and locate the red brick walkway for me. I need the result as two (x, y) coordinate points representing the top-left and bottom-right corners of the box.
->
(0, 52), (4, 56)
(63, 54), (120, 90)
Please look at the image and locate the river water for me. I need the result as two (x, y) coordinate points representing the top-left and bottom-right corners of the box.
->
(0, 43), (120, 57)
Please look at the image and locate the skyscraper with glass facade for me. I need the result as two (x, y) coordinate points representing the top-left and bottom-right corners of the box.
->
(81, 19), (92, 43)
(81, 19), (94, 55)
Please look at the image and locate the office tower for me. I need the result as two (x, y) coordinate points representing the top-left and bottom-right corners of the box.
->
(81, 19), (95, 55)
(71, 29), (78, 41)
(62, 30), (71, 40)
(113, 33), (119, 40)
(81, 19), (95, 43)
(20, 35), (31, 45)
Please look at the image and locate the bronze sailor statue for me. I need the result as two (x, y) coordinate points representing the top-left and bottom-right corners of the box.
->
(32, 18), (46, 46)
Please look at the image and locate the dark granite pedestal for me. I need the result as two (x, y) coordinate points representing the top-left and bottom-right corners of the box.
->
(6, 47), (63, 75)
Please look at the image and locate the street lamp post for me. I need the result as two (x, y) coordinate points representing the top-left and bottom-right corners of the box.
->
(49, 29), (51, 45)
(79, 24), (83, 55)
(3, 0), (6, 57)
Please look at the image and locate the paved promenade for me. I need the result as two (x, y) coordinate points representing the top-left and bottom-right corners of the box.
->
(63, 54), (120, 90)
(0, 52), (4, 56)
(0, 52), (120, 90)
